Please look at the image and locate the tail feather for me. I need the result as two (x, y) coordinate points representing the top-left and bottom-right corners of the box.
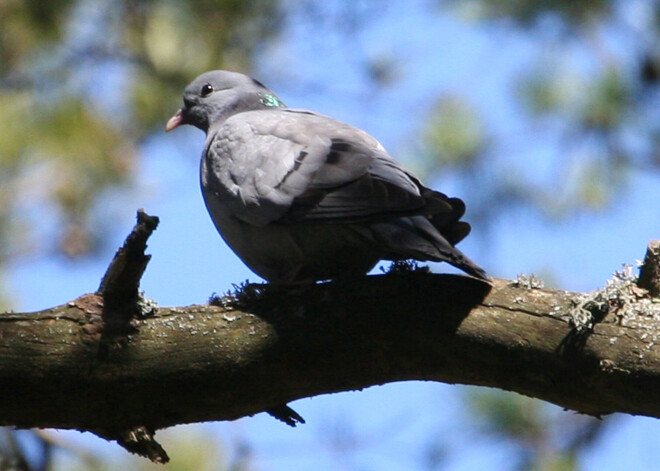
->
(439, 244), (489, 280)
(424, 193), (488, 279)
(437, 220), (471, 246)
(371, 216), (489, 280)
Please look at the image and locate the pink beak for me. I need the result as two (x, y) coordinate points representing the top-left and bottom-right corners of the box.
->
(165, 108), (185, 132)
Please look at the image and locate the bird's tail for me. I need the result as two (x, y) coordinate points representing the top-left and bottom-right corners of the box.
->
(371, 216), (490, 281)
(435, 242), (489, 280)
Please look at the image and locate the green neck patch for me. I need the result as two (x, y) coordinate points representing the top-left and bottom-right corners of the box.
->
(260, 93), (285, 108)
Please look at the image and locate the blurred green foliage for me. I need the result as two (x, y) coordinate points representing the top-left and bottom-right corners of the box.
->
(449, 0), (610, 26)
(0, 0), (279, 265)
(467, 389), (608, 471)
(422, 95), (485, 168)
(426, 0), (660, 222)
(582, 68), (629, 131)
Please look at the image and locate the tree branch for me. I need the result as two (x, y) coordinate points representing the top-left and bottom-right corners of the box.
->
(1, 214), (659, 463)
(97, 209), (159, 309)
(639, 240), (660, 298)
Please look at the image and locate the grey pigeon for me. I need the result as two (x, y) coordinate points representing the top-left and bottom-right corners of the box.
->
(166, 70), (488, 284)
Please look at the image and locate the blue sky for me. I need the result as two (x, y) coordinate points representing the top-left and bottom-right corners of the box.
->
(8, 0), (660, 469)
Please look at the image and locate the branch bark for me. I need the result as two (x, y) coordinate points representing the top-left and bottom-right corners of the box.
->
(1, 214), (659, 463)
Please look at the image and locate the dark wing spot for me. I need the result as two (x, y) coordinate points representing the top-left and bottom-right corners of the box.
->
(275, 151), (308, 189)
(326, 151), (341, 164)
(325, 139), (352, 164)
(292, 151), (307, 172)
(330, 140), (351, 152)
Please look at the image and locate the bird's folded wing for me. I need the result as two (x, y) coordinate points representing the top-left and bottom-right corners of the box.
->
(206, 110), (453, 226)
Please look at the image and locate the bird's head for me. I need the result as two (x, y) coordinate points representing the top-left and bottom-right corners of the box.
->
(165, 70), (285, 133)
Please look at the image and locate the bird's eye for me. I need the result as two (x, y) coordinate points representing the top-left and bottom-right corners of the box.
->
(200, 84), (214, 97)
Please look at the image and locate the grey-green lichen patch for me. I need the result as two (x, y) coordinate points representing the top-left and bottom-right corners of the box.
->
(510, 273), (545, 290)
(136, 291), (158, 317)
(567, 265), (660, 334)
